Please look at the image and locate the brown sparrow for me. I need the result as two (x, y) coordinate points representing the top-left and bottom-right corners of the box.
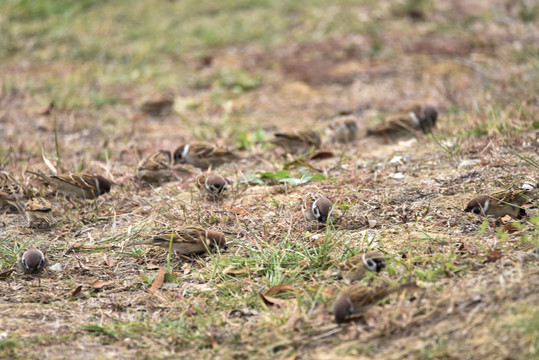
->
(135, 150), (176, 183)
(302, 192), (332, 223)
(140, 92), (174, 117)
(333, 283), (418, 324)
(128, 226), (228, 255)
(465, 189), (537, 219)
(195, 172), (228, 199)
(336, 251), (386, 284)
(0, 170), (25, 214)
(174, 143), (240, 170)
(27, 170), (111, 200)
(270, 130), (321, 154)
(325, 117), (358, 144)
(366, 104), (438, 137)
(25, 197), (53, 227)
(19, 248), (47, 274)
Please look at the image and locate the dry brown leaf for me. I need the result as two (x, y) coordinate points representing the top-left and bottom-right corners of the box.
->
(92, 280), (110, 289)
(149, 267), (165, 292)
(0, 269), (14, 281)
(37, 101), (54, 116)
(224, 203), (248, 216)
(260, 294), (290, 307)
(103, 256), (118, 267)
(223, 267), (251, 276)
(264, 284), (299, 297)
(502, 223), (520, 233)
(484, 251), (502, 263)
(309, 151), (335, 160)
(70, 285), (83, 298)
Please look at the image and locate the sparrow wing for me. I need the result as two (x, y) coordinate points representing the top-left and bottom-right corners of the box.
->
(138, 150), (171, 171)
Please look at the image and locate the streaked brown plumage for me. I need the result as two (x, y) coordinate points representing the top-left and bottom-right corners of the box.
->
(135, 150), (175, 183)
(27, 170), (111, 200)
(333, 283), (419, 324)
(465, 189), (537, 219)
(0, 170), (25, 214)
(325, 117), (358, 144)
(19, 248), (47, 275)
(173, 143), (240, 170)
(302, 191), (332, 223)
(25, 197), (53, 227)
(128, 226), (228, 255)
(140, 92), (174, 117)
(366, 104), (438, 137)
(195, 173), (228, 198)
(270, 130), (321, 154)
(336, 251), (386, 284)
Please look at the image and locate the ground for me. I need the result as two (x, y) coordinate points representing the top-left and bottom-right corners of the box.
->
(0, 0), (538, 359)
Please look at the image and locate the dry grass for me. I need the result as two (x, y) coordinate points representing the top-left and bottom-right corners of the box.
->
(1, 0), (539, 359)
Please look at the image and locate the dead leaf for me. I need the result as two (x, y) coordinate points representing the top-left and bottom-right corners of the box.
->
(223, 267), (251, 276)
(70, 285), (83, 298)
(502, 223), (520, 233)
(0, 269), (14, 280)
(37, 101), (54, 116)
(309, 151), (335, 160)
(264, 284), (299, 297)
(92, 280), (110, 289)
(149, 267), (165, 292)
(224, 203), (248, 216)
(260, 293), (291, 308)
(484, 250), (502, 263)
(103, 256), (118, 268)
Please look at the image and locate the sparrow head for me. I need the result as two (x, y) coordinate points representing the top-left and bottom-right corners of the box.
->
(205, 173), (227, 195)
(533, 247), (539, 257)
(419, 105), (438, 132)
(95, 175), (112, 195)
(333, 294), (354, 324)
(312, 197), (332, 223)
(173, 144), (189, 165)
(20, 248), (47, 274)
(362, 251), (386, 272)
(465, 195), (490, 215)
(206, 229), (228, 251)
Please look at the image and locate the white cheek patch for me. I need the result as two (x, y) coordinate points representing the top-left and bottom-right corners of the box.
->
(483, 199), (490, 214)
(312, 201), (320, 218)
(409, 111), (421, 127)
(182, 144), (190, 160)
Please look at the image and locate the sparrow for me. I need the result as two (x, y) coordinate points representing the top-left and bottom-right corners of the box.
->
(27, 170), (111, 200)
(336, 251), (386, 284)
(195, 172), (228, 199)
(366, 104), (438, 137)
(140, 92), (174, 117)
(465, 189), (537, 219)
(174, 143), (240, 170)
(0, 170), (25, 214)
(19, 248), (47, 274)
(325, 117), (358, 144)
(269, 130), (321, 154)
(333, 283), (419, 324)
(135, 150), (176, 183)
(25, 197), (53, 227)
(128, 226), (228, 255)
(302, 192), (332, 223)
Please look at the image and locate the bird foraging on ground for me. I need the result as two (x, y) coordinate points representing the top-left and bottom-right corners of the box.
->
(27, 170), (111, 200)
(19, 248), (47, 275)
(366, 104), (438, 137)
(336, 251), (386, 284)
(135, 150), (177, 183)
(465, 189), (537, 219)
(269, 130), (321, 155)
(128, 226), (228, 255)
(333, 283), (419, 324)
(25, 197), (53, 227)
(302, 192), (332, 223)
(174, 143), (240, 170)
(325, 117), (358, 144)
(195, 172), (228, 199)
(0, 169), (26, 214)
